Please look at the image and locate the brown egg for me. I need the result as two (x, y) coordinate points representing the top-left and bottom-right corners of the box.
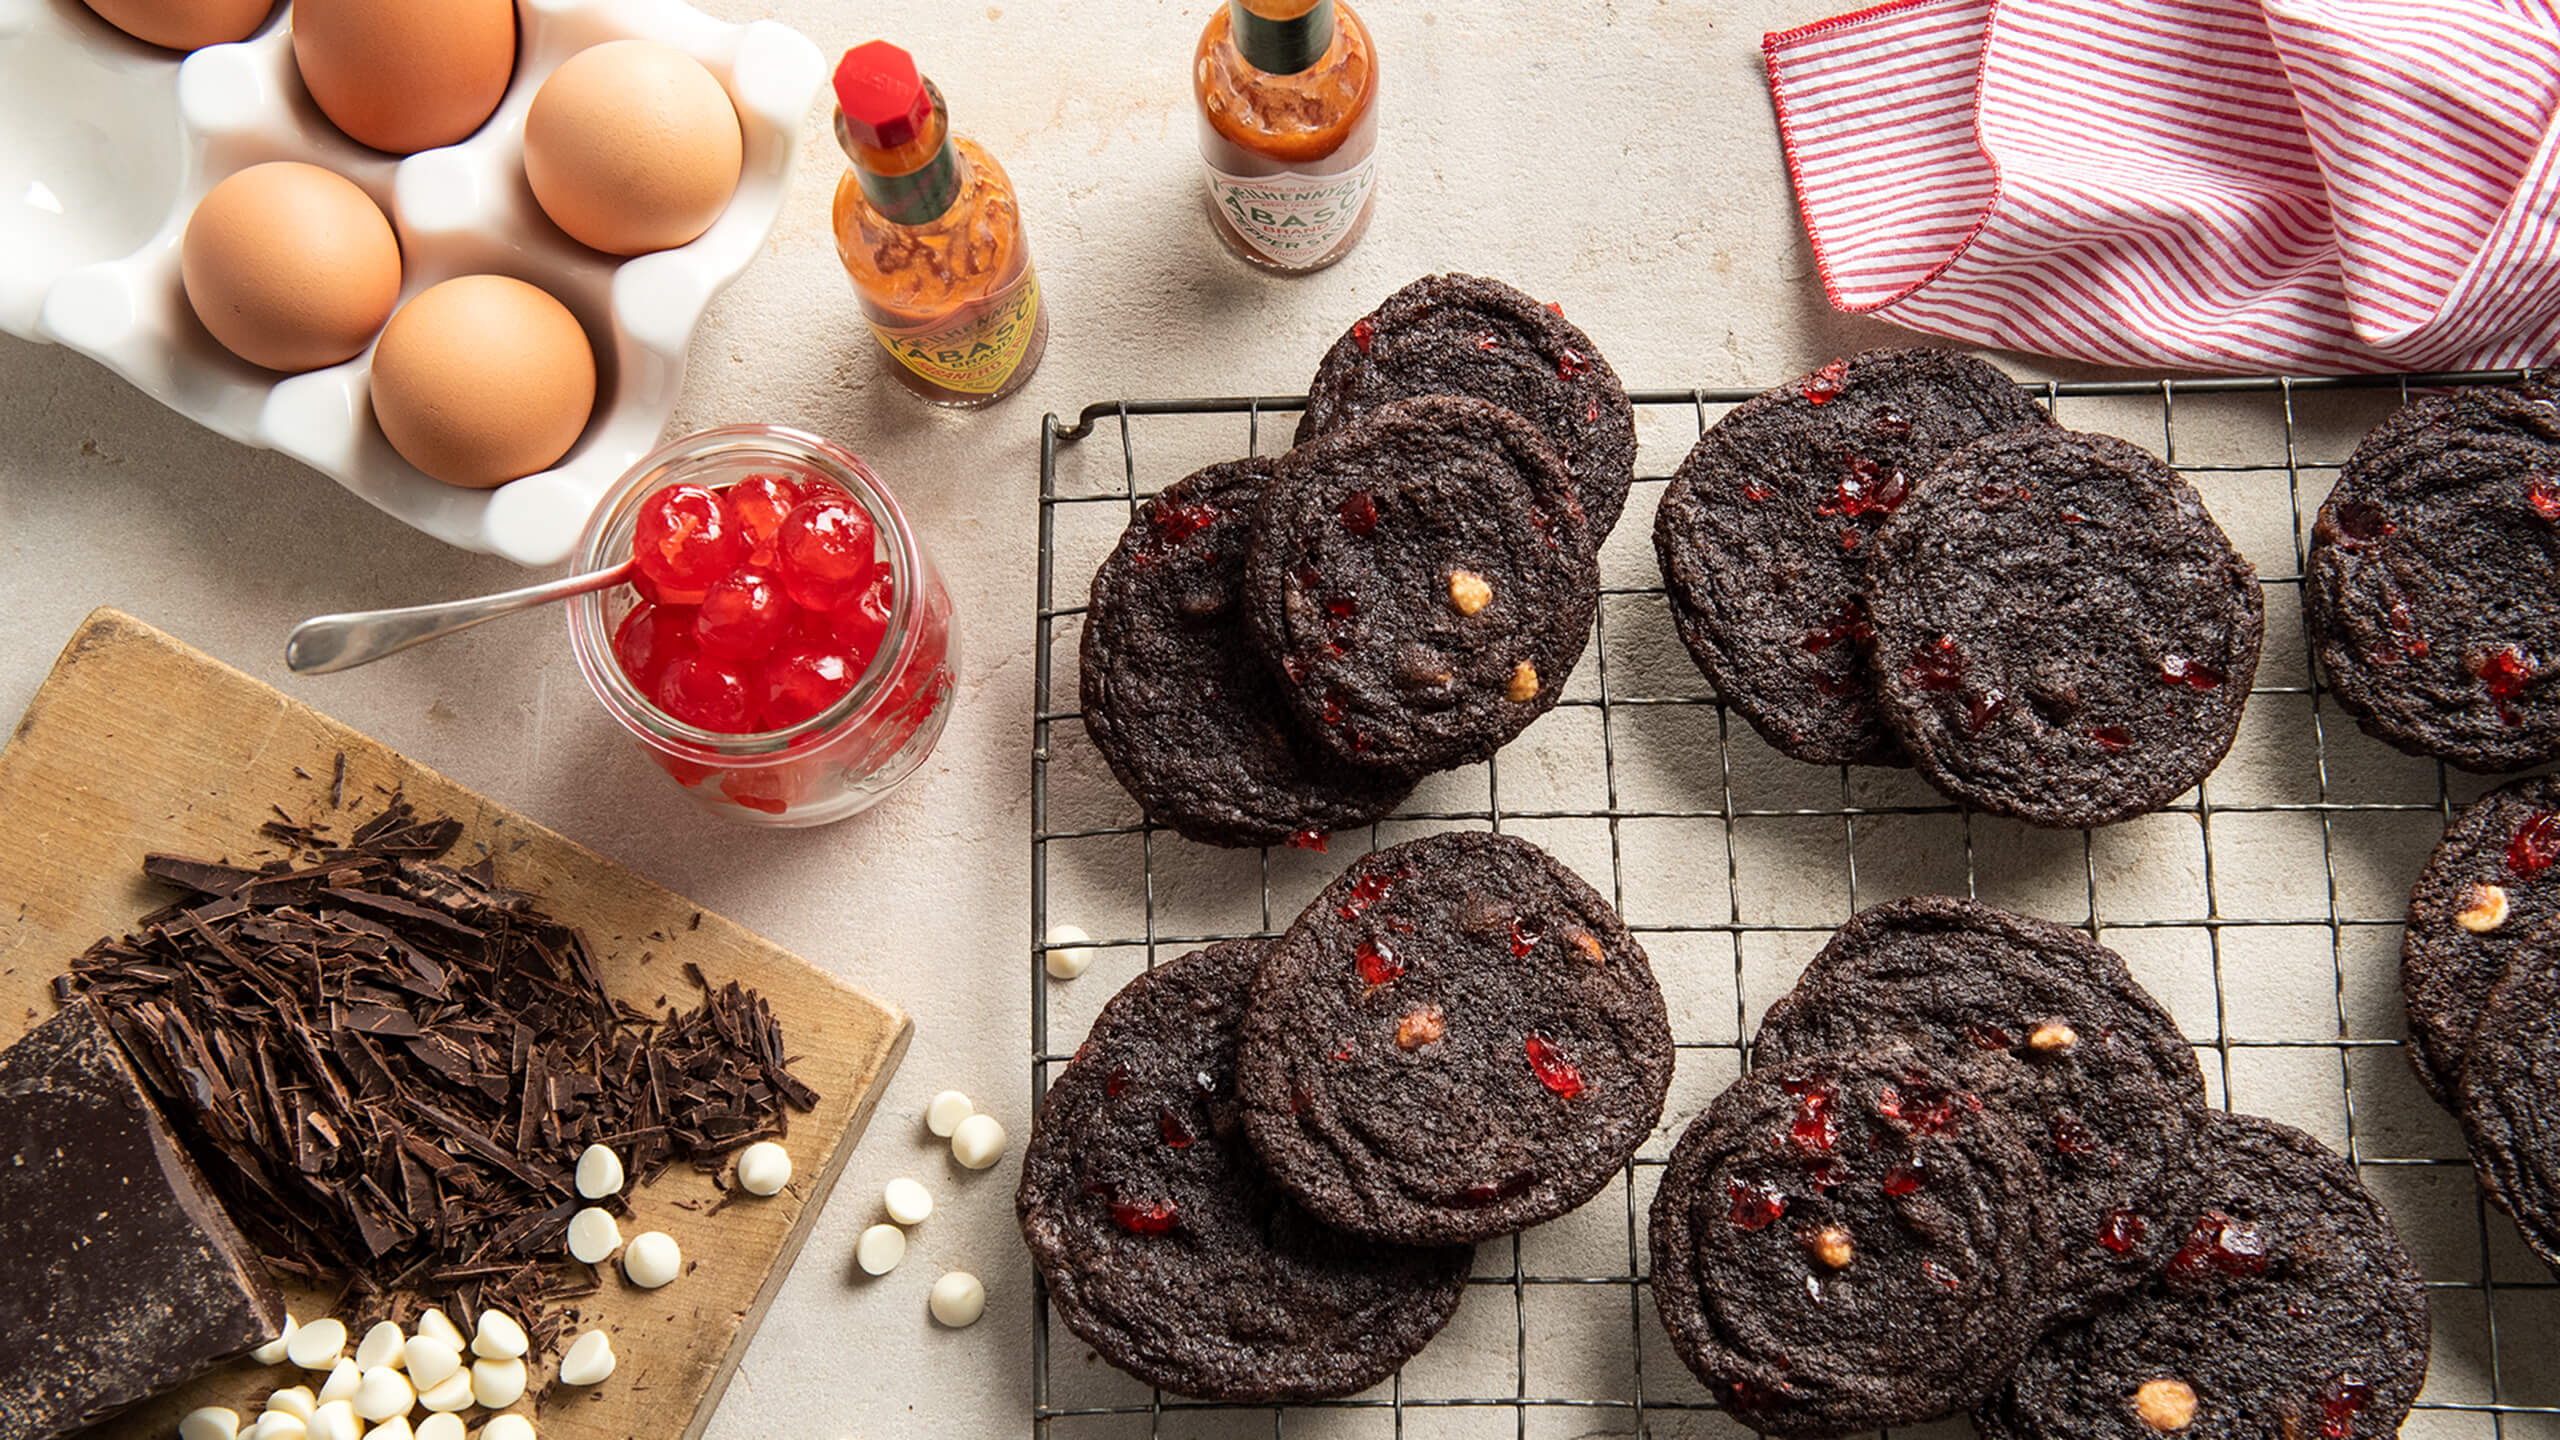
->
(81, 0), (274, 51)
(182, 162), (401, 373)
(525, 40), (742, 256)
(369, 276), (596, 490)
(292, 0), (515, 155)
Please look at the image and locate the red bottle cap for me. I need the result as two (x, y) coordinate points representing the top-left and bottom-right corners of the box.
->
(834, 41), (935, 149)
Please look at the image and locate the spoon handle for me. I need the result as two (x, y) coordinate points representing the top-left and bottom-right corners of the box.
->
(286, 560), (637, 675)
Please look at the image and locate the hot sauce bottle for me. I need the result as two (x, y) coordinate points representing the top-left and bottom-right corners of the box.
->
(1193, 0), (1381, 273)
(832, 41), (1047, 407)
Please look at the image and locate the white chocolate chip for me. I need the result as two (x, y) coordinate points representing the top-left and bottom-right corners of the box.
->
(1044, 924), (1095, 980)
(250, 1413), (309, 1440)
(477, 1417), (535, 1440)
(557, 1330), (616, 1387)
(1809, 1226), (1855, 1270)
(925, 1090), (974, 1138)
(263, 1387), (317, 1423)
(1448, 569), (1494, 616)
(1396, 1006), (1447, 1050)
(317, 1359), (360, 1404)
(308, 1403), (359, 1440)
(180, 1407), (240, 1440)
(929, 1271), (987, 1328)
(575, 1143), (626, 1200)
(2134, 1377), (2197, 1431)
(1506, 661), (1540, 703)
(471, 1310), (527, 1361)
(362, 1418), (412, 1440)
(287, 1318), (349, 1372)
(622, 1230), (682, 1289)
(401, 1336), (461, 1390)
(253, 1313), (298, 1366)
(951, 1113), (1008, 1170)
(2028, 1022), (2079, 1054)
(2458, 882), (2511, 933)
(566, 1207), (623, 1265)
(737, 1140), (792, 1196)
(413, 1417), (464, 1440)
(857, 1223), (908, 1275)
(354, 1322), (405, 1372)
(412, 1309), (463, 1350)
(352, 1368), (414, 1423)
(884, 1177), (933, 1226)
(469, 1356), (527, 1410)
(414, 1372), (472, 1414)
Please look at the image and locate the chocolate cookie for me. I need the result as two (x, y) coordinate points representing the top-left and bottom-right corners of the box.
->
(2305, 385), (2560, 772)
(1652, 349), (2056, 766)
(1752, 896), (2208, 1309)
(2399, 773), (2560, 1102)
(1080, 458), (1413, 848)
(1017, 939), (1473, 1402)
(1864, 429), (2264, 828)
(1245, 396), (1599, 778)
(1297, 273), (1638, 537)
(1649, 1043), (2056, 1438)
(1236, 831), (1672, 1244)
(2456, 943), (2560, 1275)
(1977, 1112), (2429, 1440)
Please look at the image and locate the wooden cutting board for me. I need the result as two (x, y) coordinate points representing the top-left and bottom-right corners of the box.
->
(0, 609), (911, 1440)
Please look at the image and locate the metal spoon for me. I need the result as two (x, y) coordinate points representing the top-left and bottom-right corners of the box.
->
(286, 561), (635, 674)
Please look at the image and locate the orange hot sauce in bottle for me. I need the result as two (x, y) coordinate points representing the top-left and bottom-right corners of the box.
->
(1194, 0), (1380, 273)
(831, 41), (1047, 407)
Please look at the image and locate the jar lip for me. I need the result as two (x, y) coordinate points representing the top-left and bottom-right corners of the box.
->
(567, 424), (922, 760)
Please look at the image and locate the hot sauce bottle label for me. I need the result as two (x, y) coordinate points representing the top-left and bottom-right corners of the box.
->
(867, 270), (1042, 396)
(1204, 153), (1377, 265)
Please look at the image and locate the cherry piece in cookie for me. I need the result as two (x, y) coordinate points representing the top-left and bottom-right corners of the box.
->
(1863, 429), (2263, 828)
(1751, 896), (2208, 1317)
(1649, 1043), (2056, 1438)
(1651, 348), (2055, 767)
(1976, 1112), (2428, 1440)
(1236, 831), (1672, 1244)
(2305, 385), (2560, 772)
(1244, 395), (1599, 779)
(1017, 939), (1470, 1402)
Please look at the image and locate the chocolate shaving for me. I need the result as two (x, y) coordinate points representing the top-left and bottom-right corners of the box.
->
(60, 793), (819, 1351)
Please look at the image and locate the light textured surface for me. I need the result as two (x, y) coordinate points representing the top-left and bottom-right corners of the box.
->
(0, 3), (2528, 1439)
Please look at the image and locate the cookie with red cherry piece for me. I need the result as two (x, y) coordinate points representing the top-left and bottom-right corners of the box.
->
(2305, 384), (2560, 772)
(1081, 457), (1413, 849)
(2399, 773), (2560, 1103)
(1752, 895), (2208, 1314)
(1863, 428), (2263, 828)
(1651, 349), (2056, 767)
(1649, 1042), (2056, 1438)
(1976, 1111), (2428, 1440)
(1297, 272), (1639, 538)
(1236, 830), (1672, 1244)
(1244, 396), (1599, 778)
(1017, 938), (1472, 1402)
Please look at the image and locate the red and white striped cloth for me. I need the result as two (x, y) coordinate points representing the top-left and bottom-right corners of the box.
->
(1764, 0), (2560, 373)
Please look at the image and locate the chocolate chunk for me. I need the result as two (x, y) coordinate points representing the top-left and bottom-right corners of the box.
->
(0, 1000), (285, 1438)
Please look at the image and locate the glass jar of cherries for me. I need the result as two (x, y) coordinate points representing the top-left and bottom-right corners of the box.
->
(567, 425), (958, 826)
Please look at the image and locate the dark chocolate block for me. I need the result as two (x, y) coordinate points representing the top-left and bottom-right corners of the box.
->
(0, 1001), (284, 1440)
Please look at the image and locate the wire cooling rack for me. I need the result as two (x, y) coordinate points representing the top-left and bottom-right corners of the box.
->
(1029, 369), (2554, 1440)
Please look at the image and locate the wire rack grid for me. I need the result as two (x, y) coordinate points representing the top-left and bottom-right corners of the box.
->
(1029, 368), (2555, 1440)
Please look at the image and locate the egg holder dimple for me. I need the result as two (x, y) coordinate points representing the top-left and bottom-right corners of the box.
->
(0, 0), (824, 566)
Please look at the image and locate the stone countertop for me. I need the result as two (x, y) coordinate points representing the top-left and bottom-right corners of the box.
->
(3, 1), (2530, 1437)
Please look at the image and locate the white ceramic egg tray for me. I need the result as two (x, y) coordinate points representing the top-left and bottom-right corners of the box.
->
(0, 0), (824, 565)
